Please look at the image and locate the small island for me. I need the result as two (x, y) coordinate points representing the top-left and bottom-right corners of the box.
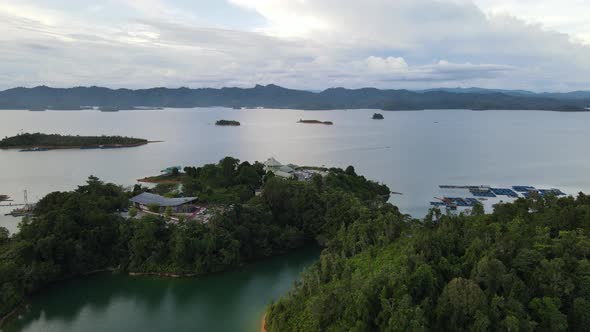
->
(215, 120), (241, 126)
(297, 119), (333, 125)
(0, 133), (150, 151)
(372, 113), (384, 119)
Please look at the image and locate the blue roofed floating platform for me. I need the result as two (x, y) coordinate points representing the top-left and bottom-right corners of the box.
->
(432, 184), (568, 213)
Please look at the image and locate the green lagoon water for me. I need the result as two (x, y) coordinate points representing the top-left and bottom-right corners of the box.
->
(2, 248), (318, 332)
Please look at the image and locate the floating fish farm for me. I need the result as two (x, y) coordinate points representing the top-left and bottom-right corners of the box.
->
(431, 184), (567, 211)
(490, 188), (519, 197)
(512, 186), (536, 192)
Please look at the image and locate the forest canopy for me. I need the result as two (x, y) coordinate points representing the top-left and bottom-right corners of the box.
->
(267, 193), (590, 332)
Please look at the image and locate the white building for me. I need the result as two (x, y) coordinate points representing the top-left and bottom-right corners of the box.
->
(263, 157), (295, 179)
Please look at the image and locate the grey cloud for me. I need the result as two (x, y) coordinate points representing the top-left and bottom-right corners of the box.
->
(0, 0), (589, 91)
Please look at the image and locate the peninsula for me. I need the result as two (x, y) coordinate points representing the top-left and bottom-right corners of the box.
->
(0, 133), (150, 150)
(0, 157), (391, 325)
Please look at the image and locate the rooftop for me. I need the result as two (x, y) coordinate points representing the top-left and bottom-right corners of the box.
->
(264, 157), (282, 167)
(130, 192), (197, 207)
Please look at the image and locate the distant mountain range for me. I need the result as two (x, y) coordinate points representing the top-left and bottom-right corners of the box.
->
(0, 84), (589, 111)
(419, 87), (590, 100)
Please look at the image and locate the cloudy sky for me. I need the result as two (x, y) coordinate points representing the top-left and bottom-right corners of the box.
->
(1, 0), (589, 91)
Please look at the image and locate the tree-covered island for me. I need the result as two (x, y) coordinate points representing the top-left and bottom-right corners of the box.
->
(0, 133), (149, 150)
(215, 120), (241, 126)
(297, 119), (334, 125)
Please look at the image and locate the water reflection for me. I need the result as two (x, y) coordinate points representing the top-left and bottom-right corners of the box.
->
(2, 108), (590, 233)
(4, 247), (319, 332)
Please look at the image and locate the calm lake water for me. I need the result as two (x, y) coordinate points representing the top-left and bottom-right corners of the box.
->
(2, 108), (590, 232)
(2, 108), (590, 331)
(2, 247), (319, 332)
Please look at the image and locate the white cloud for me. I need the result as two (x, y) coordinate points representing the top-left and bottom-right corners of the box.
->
(0, 0), (588, 91)
(364, 57), (409, 73)
(472, 0), (590, 44)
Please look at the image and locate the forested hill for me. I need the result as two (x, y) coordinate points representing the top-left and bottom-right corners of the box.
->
(267, 194), (590, 331)
(0, 85), (589, 111)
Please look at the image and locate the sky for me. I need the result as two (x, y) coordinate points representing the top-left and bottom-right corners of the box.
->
(1, 0), (589, 91)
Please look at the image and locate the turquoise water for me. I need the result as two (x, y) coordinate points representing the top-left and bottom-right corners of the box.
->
(2, 248), (319, 332)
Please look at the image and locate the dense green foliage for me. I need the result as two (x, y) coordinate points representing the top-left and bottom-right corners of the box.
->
(0, 158), (392, 319)
(0, 132), (147, 147)
(0, 176), (127, 317)
(268, 194), (590, 331)
(180, 157), (265, 204)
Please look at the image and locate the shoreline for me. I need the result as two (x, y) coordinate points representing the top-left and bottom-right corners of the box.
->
(261, 312), (267, 332)
(128, 271), (197, 278)
(0, 232), (318, 328)
(0, 302), (27, 328)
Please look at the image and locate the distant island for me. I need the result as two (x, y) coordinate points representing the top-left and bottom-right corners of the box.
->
(0, 133), (150, 150)
(215, 120), (241, 126)
(1, 85), (589, 112)
(372, 113), (384, 119)
(297, 119), (333, 125)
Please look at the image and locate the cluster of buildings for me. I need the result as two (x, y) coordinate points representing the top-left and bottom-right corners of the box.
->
(129, 157), (326, 222)
(263, 157), (297, 178)
(262, 157), (321, 181)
